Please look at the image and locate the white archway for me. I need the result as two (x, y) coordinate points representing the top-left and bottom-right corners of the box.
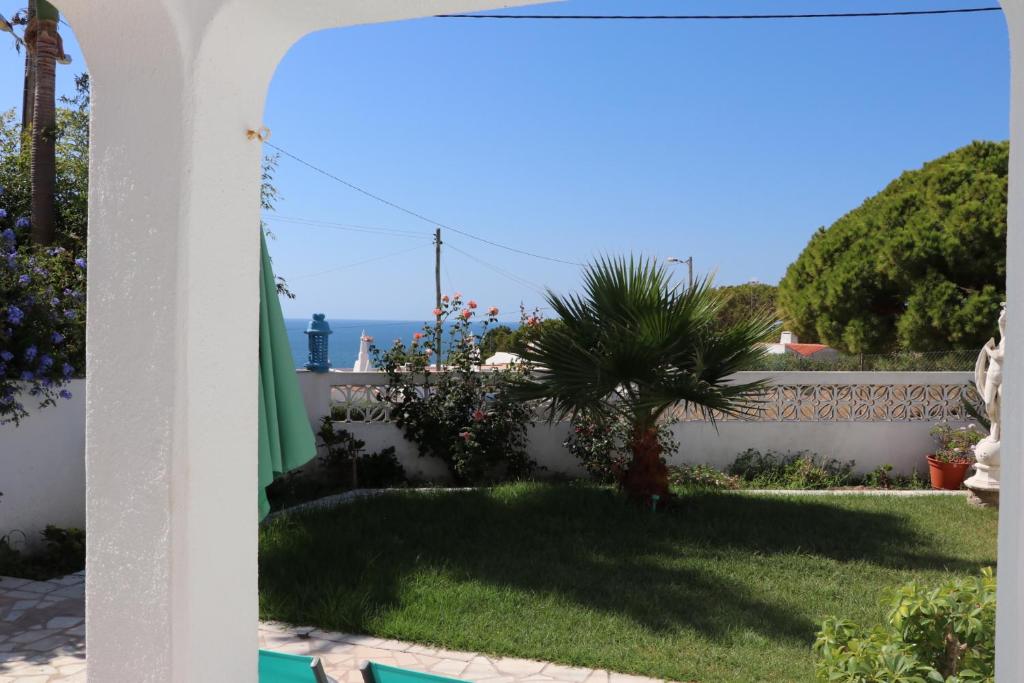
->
(56, 1), (545, 681)
(49, 0), (1024, 680)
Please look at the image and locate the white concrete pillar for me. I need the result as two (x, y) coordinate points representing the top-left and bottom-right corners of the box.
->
(58, 1), (544, 680)
(1000, 2), (1024, 678)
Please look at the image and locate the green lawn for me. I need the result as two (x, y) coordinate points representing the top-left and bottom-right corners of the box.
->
(258, 484), (998, 683)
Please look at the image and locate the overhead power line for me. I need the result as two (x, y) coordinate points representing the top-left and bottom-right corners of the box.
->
(289, 244), (430, 281)
(446, 240), (548, 296)
(435, 7), (1002, 20)
(265, 214), (430, 240)
(264, 140), (584, 267)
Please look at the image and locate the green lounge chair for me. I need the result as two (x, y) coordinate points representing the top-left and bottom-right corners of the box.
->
(259, 649), (332, 683)
(360, 660), (470, 683)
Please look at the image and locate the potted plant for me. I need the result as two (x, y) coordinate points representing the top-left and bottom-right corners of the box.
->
(927, 423), (983, 490)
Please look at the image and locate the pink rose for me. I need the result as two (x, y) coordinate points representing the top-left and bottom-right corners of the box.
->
(442, 295), (450, 303)
(433, 308), (443, 316)
(488, 306), (499, 316)
(453, 292), (462, 300)
(461, 309), (473, 320)
(468, 300), (478, 309)
(459, 431), (472, 442)
(472, 409), (486, 422)
(413, 332), (424, 341)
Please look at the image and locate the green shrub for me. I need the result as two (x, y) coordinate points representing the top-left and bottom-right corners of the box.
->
(375, 295), (535, 485)
(863, 464), (929, 490)
(267, 420), (405, 511)
(814, 568), (996, 682)
(667, 463), (739, 490)
(0, 525), (85, 580)
(930, 423), (984, 464)
(727, 449), (855, 489)
(563, 410), (678, 484)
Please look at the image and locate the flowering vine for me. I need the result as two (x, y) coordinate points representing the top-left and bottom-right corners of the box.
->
(0, 207), (86, 425)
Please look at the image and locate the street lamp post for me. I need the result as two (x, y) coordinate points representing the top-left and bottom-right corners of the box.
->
(666, 256), (693, 288)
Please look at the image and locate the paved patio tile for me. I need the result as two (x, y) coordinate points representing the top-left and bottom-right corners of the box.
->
(0, 573), (670, 683)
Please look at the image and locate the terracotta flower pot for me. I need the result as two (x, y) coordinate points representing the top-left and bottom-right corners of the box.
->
(927, 455), (973, 490)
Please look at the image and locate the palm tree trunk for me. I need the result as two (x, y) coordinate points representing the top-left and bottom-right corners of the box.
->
(28, 14), (59, 245)
(620, 427), (670, 504)
(20, 6), (36, 132)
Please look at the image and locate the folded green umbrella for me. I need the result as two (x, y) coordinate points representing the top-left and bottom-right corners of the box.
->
(258, 230), (317, 520)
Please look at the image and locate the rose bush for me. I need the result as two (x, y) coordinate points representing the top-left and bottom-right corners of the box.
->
(373, 295), (535, 485)
(0, 211), (85, 425)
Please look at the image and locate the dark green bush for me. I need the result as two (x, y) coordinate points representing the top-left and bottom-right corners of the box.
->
(563, 410), (677, 484)
(0, 525), (85, 580)
(727, 449), (855, 489)
(267, 419), (406, 511)
(375, 296), (535, 485)
(814, 568), (995, 682)
(667, 464), (740, 490)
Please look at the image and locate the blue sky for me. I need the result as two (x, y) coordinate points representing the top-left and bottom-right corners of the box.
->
(0, 0), (1010, 321)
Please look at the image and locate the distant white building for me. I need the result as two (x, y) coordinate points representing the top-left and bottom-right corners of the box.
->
(764, 331), (839, 361)
(484, 351), (521, 368)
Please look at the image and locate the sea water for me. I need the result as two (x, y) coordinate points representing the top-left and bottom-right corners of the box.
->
(284, 318), (510, 370)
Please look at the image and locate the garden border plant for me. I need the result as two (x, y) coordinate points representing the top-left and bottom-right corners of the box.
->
(814, 568), (996, 682)
(0, 208), (85, 425)
(373, 294), (536, 485)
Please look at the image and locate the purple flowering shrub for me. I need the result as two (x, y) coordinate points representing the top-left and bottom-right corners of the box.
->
(0, 222), (86, 425)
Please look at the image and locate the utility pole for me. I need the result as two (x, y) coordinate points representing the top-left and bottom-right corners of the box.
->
(434, 227), (442, 365)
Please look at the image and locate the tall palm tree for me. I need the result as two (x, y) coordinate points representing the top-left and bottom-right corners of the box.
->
(25, 1), (62, 245)
(516, 256), (778, 503)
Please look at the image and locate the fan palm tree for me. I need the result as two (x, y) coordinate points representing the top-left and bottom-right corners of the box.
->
(516, 256), (778, 503)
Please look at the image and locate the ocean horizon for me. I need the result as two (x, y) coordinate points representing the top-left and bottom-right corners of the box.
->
(284, 318), (516, 370)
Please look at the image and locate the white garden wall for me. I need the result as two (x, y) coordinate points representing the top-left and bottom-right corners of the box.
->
(0, 371), (976, 544)
(0, 380), (85, 547)
(299, 370), (977, 480)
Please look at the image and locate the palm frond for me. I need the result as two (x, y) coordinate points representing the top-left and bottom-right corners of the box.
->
(515, 255), (779, 427)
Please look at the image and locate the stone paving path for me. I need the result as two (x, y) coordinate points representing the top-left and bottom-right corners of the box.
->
(1, 574), (666, 683)
(0, 573), (85, 682)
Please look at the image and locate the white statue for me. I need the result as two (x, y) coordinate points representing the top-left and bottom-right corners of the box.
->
(965, 303), (1005, 503)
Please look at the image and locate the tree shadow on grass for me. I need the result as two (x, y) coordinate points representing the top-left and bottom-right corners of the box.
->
(258, 484), (993, 647)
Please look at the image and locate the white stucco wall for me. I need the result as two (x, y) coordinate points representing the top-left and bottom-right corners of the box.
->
(37, 0), (1024, 679)
(299, 370), (973, 480)
(0, 371), (957, 536)
(0, 380), (85, 547)
(335, 411), (958, 479)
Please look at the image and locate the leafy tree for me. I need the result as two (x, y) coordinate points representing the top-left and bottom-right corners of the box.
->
(480, 317), (566, 358)
(479, 324), (515, 358)
(0, 75), (89, 252)
(259, 152), (294, 298)
(778, 141), (1007, 354)
(515, 257), (776, 503)
(715, 282), (779, 330)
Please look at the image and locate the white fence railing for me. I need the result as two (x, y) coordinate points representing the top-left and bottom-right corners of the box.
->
(0, 371), (980, 542)
(299, 370), (978, 424)
(296, 370), (977, 480)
